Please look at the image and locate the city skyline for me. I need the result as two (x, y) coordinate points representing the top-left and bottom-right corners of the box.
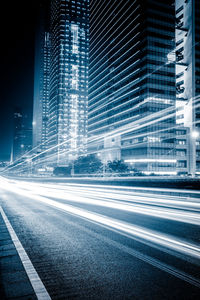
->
(0, 1), (200, 299)
(0, 0), (199, 177)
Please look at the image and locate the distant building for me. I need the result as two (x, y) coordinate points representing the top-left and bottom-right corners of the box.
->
(175, 0), (200, 175)
(13, 108), (32, 161)
(33, 1), (50, 151)
(89, 0), (177, 175)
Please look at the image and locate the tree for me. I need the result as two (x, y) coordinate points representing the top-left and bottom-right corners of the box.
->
(73, 154), (103, 175)
(106, 160), (129, 174)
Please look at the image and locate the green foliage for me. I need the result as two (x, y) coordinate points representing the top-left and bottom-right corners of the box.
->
(53, 154), (103, 176)
(74, 154), (103, 174)
(106, 160), (129, 174)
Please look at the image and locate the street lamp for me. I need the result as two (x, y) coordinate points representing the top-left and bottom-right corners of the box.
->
(191, 130), (199, 139)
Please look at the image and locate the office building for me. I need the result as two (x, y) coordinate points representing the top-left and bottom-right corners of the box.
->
(175, 0), (200, 175)
(48, 0), (89, 165)
(33, 1), (50, 151)
(89, 0), (177, 175)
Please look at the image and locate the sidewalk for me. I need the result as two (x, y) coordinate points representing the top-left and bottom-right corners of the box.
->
(0, 211), (37, 300)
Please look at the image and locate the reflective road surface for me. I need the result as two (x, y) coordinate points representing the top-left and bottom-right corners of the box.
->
(0, 177), (200, 299)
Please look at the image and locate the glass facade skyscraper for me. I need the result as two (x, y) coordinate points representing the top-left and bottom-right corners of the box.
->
(33, 0), (89, 166)
(89, 0), (176, 175)
(175, 0), (200, 175)
(48, 0), (89, 165)
(33, 1), (50, 151)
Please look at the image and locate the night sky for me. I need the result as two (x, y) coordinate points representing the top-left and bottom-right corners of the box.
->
(0, 1), (40, 161)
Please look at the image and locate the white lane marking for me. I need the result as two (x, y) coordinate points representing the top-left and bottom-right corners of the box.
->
(0, 206), (51, 300)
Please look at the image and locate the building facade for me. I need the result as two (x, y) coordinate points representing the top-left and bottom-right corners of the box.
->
(89, 0), (177, 175)
(48, 0), (89, 165)
(175, 0), (200, 175)
(33, 1), (50, 151)
(13, 108), (32, 161)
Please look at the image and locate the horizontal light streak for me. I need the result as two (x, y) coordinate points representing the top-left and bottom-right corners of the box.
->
(1, 177), (200, 260)
(125, 159), (177, 163)
(59, 182), (200, 198)
(2, 178), (200, 225)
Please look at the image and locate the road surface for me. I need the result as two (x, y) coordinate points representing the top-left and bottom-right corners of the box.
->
(0, 177), (200, 299)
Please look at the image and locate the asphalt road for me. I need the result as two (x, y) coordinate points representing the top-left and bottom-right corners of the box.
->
(0, 177), (200, 299)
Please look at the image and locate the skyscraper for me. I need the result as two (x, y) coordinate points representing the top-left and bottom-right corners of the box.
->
(89, 0), (176, 175)
(48, 0), (89, 165)
(175, 0), (200, 175)
(33, 1), (50, 151)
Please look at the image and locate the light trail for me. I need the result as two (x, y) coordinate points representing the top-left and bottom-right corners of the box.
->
(1, 177), (200, 262)
(0, 98), (182, 172)
(2, 95), (200, 175)
(1, 131), (60, 173)
(5, 178), (200, 226)
(6, 117), (183, 174)
(10, 178), (200, 209)
(0, 108), (178, 174)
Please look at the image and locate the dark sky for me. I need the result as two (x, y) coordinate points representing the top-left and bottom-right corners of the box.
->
(0, 1), (40, 161)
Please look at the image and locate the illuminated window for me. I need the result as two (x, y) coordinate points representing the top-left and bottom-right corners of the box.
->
(71, 24), (79, 54)
(71, 64), (79, 89)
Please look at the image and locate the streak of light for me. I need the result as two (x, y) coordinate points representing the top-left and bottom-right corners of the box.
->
(1, 177), (200, 261)
(1, 131), (59, 173)
(2, 96), (200, 174)
(5, 178), (200, 226)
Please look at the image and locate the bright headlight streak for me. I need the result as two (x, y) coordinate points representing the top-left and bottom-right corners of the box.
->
(6, 178), (200, 211)
(1, 178), (200, 260)
(10, 179), (200, 209)
(62, 182), (200, 198)
(26, 183), (200, 210)
(4, 177), (200, 199)
(11, 182), (200, 226)
(1, 179), (200, 258)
